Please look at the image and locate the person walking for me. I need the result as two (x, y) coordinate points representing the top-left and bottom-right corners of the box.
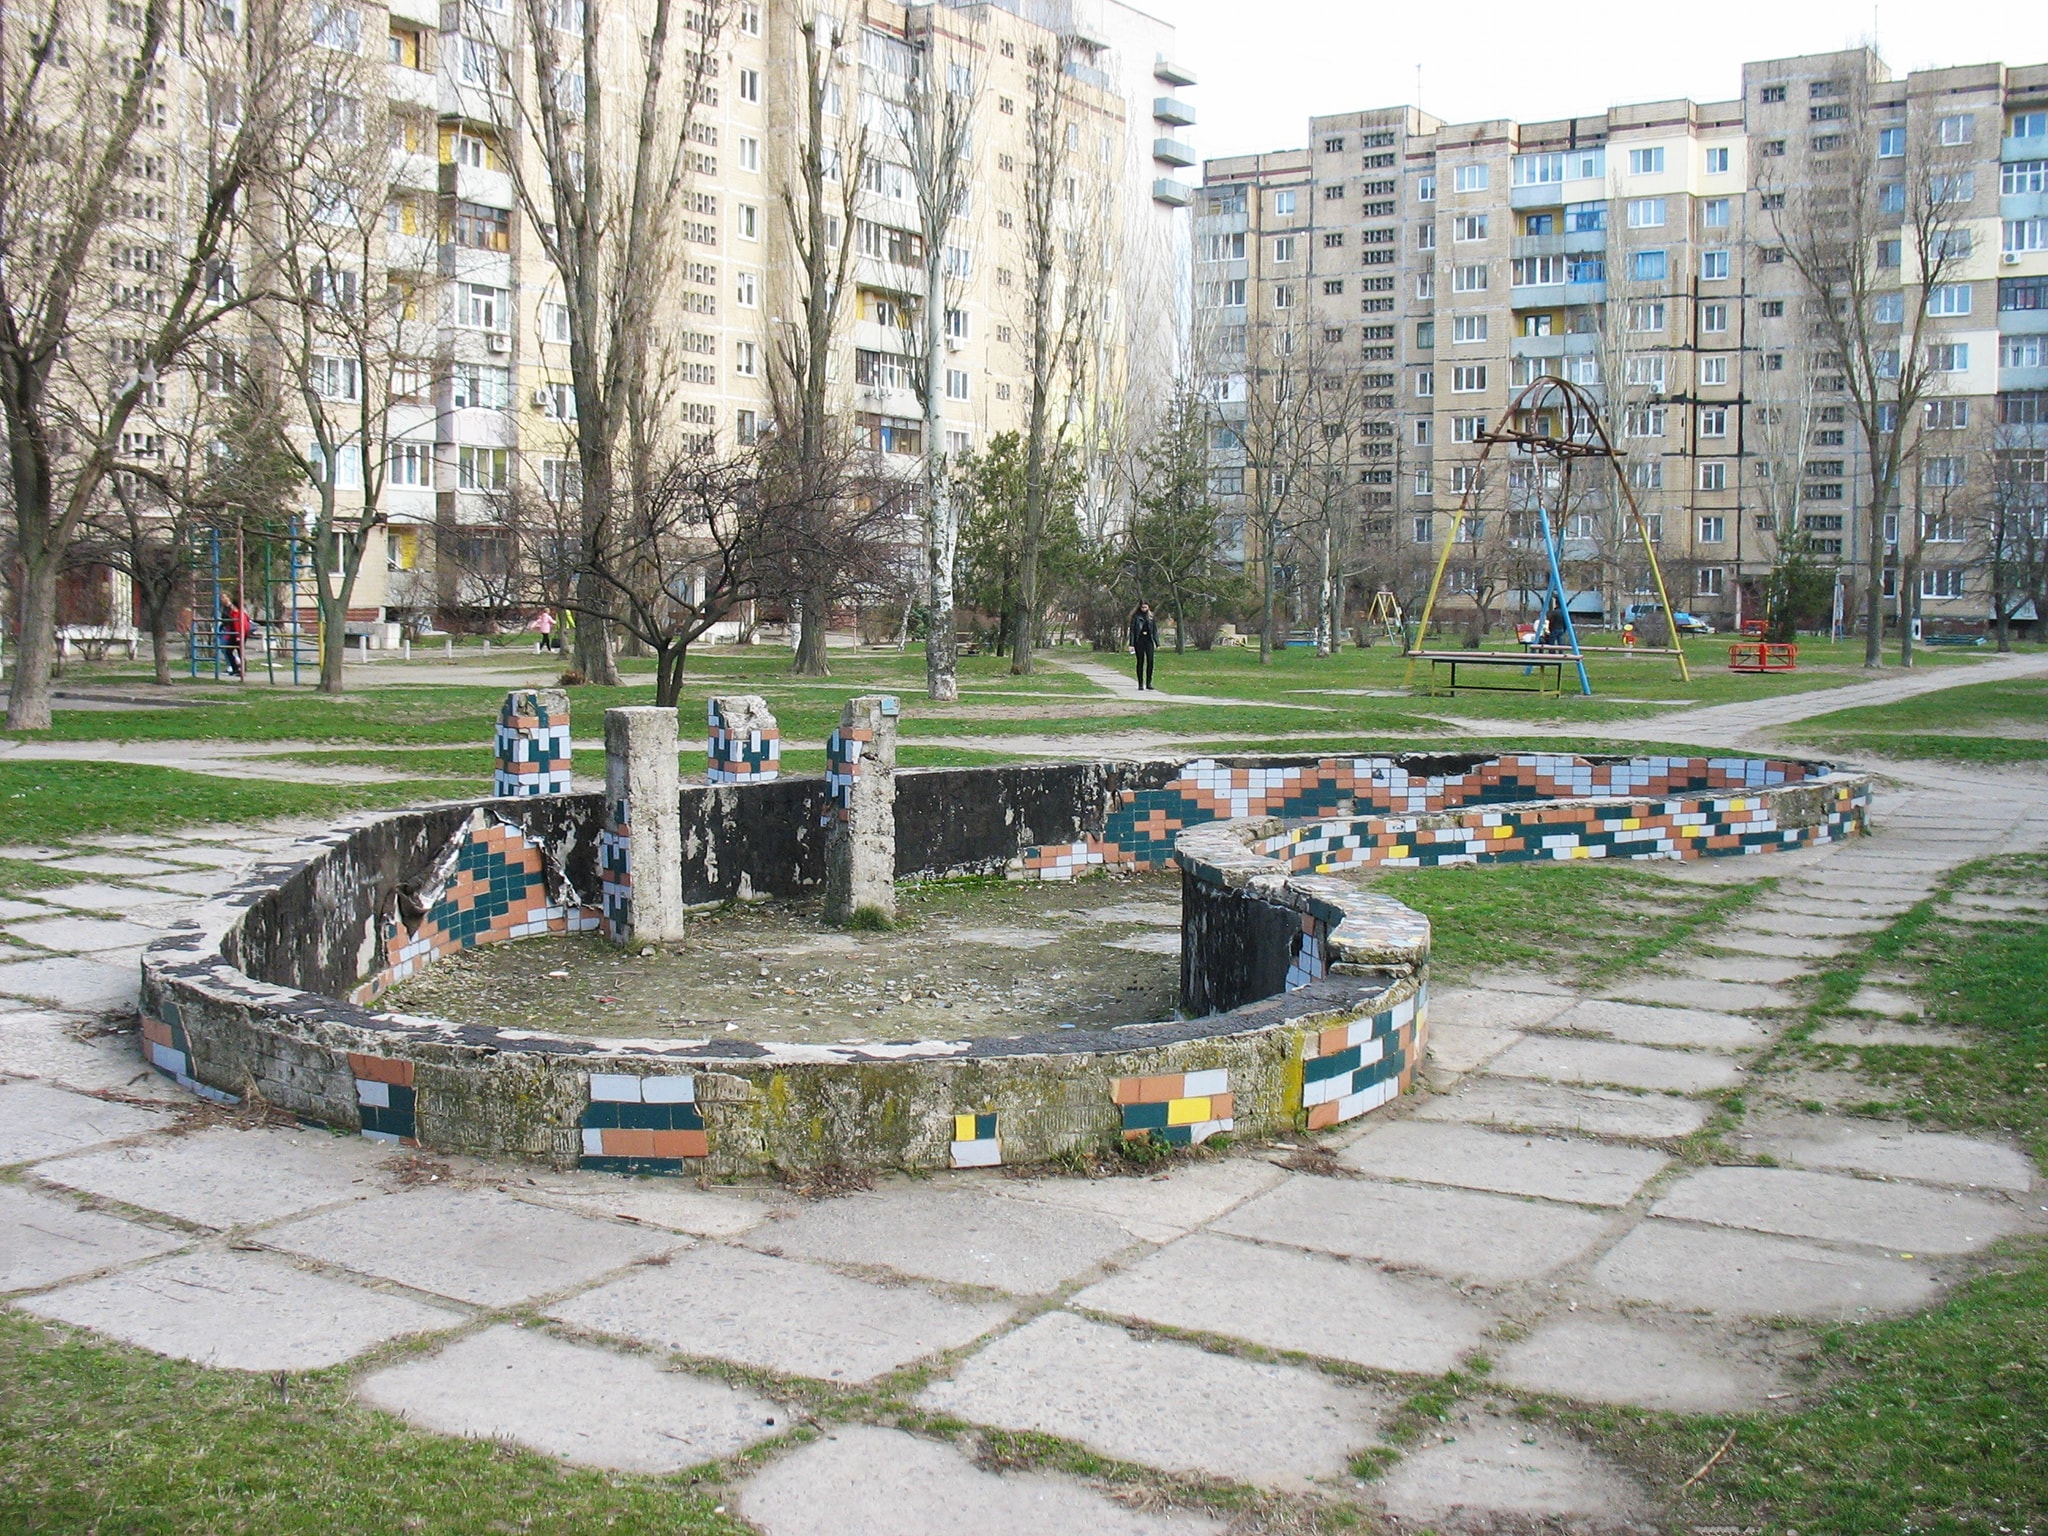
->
(222, 596), (253, 680)
(533, 607), (557, 652)
(1128, 601), (1159, 692)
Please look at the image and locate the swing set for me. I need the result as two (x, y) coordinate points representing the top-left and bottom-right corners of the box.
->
(1404, 377), (1690, 697)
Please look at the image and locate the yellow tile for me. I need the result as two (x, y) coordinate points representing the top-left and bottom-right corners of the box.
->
(1570, 845), (1591, 858)
(1493, 825), (1512, 839)
(1166, 1096), (1211, 1127)
(1622, 818), (1640, 830)
(953, 1114), (976, 1141)
(1386, 845), (1408, 859)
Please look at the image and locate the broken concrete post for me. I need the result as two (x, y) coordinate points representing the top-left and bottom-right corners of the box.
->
(599, 706), (687, 945)
(706, 695), (781, 783)
(822, 694), (899, 926)
(492, 688), (571, 796)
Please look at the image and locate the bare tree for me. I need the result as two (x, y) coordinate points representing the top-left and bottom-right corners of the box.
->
(1123, 380), (1226, 653)
(1988, 410), (2048, 650)
(1767, 80), (1978, 666)
(0, 2), (296, 728)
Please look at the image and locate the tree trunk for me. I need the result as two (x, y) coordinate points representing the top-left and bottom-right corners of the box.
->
(1257, 515), (1276, 667)
(794, 585), (831, 676)
(150, 614), (171, 686)
(320, 592), (348, 694)
(654, 642), (687, 708)
(924, 454), (958, 700)
(1861, 484), (1885, 668)
(1172, 599), (1186, 655)
(1314, 524), (1332, 658)
(4, 551), (60, 730)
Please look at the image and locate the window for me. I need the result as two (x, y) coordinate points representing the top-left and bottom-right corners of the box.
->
(1933, 171), (1976, 204)
(311, 354), (359, 401)
(1698, 464), (1727, 494)
(1628, 146), (1665, 175)
(1699, 515), (1728, 547)
(1626, 407), (1666, 437)
(460, 282), (507, 330)
(1452, 263), (1488, 293)
(1324, 135), (1345, 153)
(734, 340), (758, 376)
(1759, 140), (1786, 158)
(540, 381), (576, 420)
(1702, 249), (1730, 280)
(542, 302), (571, 343)
(1928, 342), (1969, 373)
(457, 445), (508, 491)
(1513, 152), (1563, 185)
(1454, 214), (1489, 242)
(1630, 460), (1663, 489)
(1697, 567), (1725, 597)
(451, 200), (508, 251)
(1760, 85), (1786, 104)
(1416, 174), (1435, 201)
(1629, 250), (1668, 282)
(1452, 365), (1487, 393)
(1921, 567), (1966, 599)
(1925, 398), (1970, 430)
(1700, 301), (1729, 333)
(1414, 418), (1433, 445)
(1938, 114), (1975, 146)
(312, 1), (360, 51)
(1878, 126), (1905, 158)
(1416, 224), (1437, 251)
(1415, 270), (1434, 300)
(1565, 201), (1605, 234)
(737, 68), (760, 103)
(1272, 284), (1293, 309)
(1511, 256), (1565, 285)
(1323, 183), (1345, 201)
(1626, 198), (1665, 228)
(1451, 414), (1485, 443)
(945, 368), (969, 402)
(1274, 190), (1296, 216)
(1878, 182), (1906, 214)
(2014, 111), (2048, 139)
(735, 270), (757, 307)
(2004, 160), (2048, 195)
(1322, 279), (1345, 296)
(1877, 238), (1902, 268)
(1451, 315), (1488, 343)
(1705, 146), (1730, 174)
(1453, 164), (1489, 192)
(1699, 407), (1729, 437)
(1701, 197), (1730, 229)
(388, 442), (430, 489)
(1626, 301), (1666, 332)
(1273, 235), (1296, 262)
(2002, 335), (2046, 369)
(1700, 356), (1729, 386)
(2006, 217), (2048, 254)
(1625, 355), (1666, 390)
(452, 363), (511, 410)
(738, 3), (760, 34)
(1414, 370), (1435, 397)
(1926, 283), (1972, 317)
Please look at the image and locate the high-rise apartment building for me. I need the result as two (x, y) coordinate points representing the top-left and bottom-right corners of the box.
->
(1198, 49), (2048, 634)
(35, 0), (1194, 646)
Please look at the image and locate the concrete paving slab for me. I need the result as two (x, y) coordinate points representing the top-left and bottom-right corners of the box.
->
(917, 1310), (1383, 1488)
(1811, 1018), (1974, 1048)
(0, 899), (55, 922)
(744, 1187), (1131, 1295)
(36, 1125), (386, 1228)
(1674, 953), (1812, 985)
(1704, 929), (1850, 960)
(261, 1186), (680, 1306)
(0, 1080), (167, 1163)
(0, 1183), (185, 1291)
(32, 883), (165, 913)
(1605, 975), (1790, 1012)
(1493, 1314), (1779, 1413)
(1459, 969), (1577, 996)
(1422, 1022), (1523, 1077)
(141, 844), (255, 870)
(1411, 1078), (1709, 1141)
(0, 955), (139, 1012)
(1426, 988), (1573, 1032)
(3, 915), (164, 954)
(515, 1176), (780, 1237)
(0, 1013), (178, 1100)
(359, 1324), (785, 1472)
(1488, 1035), (1742, 1094)
(43, 855), (181, 878)
(0, 845), (69, 861)
(1725, 912), (1884, 940)
(549, 1243), (1012, 1384)
(1754, 1125), (2034, 1191)
(1544, 998), (1769, 1050)
(1341, 1121), (1669, 1208)
(130, 871), (234, 898)
(1652, 1166), (2020, 1254)
(1593, 1221), (1940, 1318)
(1071, 1231), (1490, 1375)
(1848, 986), (1919, 1017)
(1213, 1174), (1609, 1284)
(987, 1157), (1284, 1244)
(736, 1424), (1226, 1536)
(1372, 1414), (1650, 1525)
(21, 1249), (461, 1369)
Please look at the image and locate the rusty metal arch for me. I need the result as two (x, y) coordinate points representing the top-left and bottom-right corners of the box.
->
(1404, 375), (1691, 687)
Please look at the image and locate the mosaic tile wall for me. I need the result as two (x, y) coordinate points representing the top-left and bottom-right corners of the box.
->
(707, 697), (781, 784)
(1114, 1069), (1236, 1146)
(951, 1112), (1001, 1168)
(581, 1072), (707, 1172)
(140, 1004), (237, 1104)
(1255, 780), (1867, 873)
(493, 690), (572, 796)
(822, 694), (897, 828)
(1014, 753), (1827, 878)
(353, 808), (598, 1004)
(350, 1053), (418, 1145)
(598, 796), (631, 940)
(1303, 988), (1426, 1129)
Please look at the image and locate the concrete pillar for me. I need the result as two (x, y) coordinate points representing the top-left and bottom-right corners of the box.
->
(599, 706), (687, 945)
(493, 688), (571, 796)
(706, 695), (780, 783)
(822, 694), (899, 926)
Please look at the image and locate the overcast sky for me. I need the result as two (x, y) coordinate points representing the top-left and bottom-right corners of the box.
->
(1149, 1), (2048, 161)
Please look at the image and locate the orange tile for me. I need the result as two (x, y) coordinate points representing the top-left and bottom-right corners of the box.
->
(1111, 1077), (1143, 1105)
(650, 1129), (709, 1159)
(141, 1017), (172, 1046)
(348, 1053), (415, 1086)
(1306, 1101), (1339, 1130)
(603, 1128), (656, 1157)
(1136, 1074), (1185, 1104)
(1208, 1092), (1234, 1120)
(1318, 1025), (1351, 1056)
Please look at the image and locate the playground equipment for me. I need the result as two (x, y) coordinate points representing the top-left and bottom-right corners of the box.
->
(1729, 641), (1798, 673)
(186, 526), (318, 684)
(1363, 588), (1405, 646)
(1405, 377), (1691, 696)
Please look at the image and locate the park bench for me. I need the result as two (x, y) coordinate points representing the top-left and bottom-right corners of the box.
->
(1409, 649), (1568, 697)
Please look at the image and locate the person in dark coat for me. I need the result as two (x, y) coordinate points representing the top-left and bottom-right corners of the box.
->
(1128, 601), (1159, 691)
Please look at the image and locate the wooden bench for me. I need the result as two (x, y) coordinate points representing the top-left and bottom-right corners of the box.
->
(1410, 649), (1568, 697)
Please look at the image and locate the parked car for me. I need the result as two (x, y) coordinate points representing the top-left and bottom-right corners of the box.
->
(1622, 603), (1714, 636)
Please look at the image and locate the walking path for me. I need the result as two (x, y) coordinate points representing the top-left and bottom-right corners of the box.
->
(1, 666), (2045, 1529)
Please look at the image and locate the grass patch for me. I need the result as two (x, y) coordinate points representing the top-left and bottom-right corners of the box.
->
(0, 762), (467, 845)
(0, 1311), (749, 1536)
(1579, 877), (1777, 986)
(1788, 732), (2048, 767)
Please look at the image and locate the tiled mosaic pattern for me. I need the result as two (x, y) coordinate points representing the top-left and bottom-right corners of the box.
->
(350, 1053), (418, 1145)
(706, 697), (780, 784)
(822, 694), (898, 827)
(950, 1112), (1001, 1168)
(140, 1006), (238, 1104)
(598, 796), (631, 940)
(1114, 1069), (1235, 1146)
(354, 810), (599, 1003)
(1014, 754), (1827, 878)
(580, 1072), (707, 1173)
(1257, 781), (1868, 873)
(1285, 909), (1329, 990)
(1302, 988), (1426, 1129)
(493, 690), (572, 797)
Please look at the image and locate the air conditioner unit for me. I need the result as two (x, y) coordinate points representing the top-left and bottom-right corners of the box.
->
(488, 333), (511, 352)
(2004, 251), (2023, 265)
(532, 388), (551, 409)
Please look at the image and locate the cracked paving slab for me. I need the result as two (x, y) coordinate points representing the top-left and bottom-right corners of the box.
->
(0, 1183), (186, 1292)
(1649, 1165), (2023, 1255)
(1340, 1121), (1669, 1208)
(0, 1080), (169, 1164)
(32, 1126), (391, 1229)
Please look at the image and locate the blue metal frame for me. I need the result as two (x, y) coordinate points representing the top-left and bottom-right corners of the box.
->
(1533, 505), (1593, 696)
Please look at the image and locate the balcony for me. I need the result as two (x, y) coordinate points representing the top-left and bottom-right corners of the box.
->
(386, 62), (437, 111)
(2001, 361), (2048, 393)
(438, 244), (513, 283)
(1153, 95), (1196, 128)
(1510, 334), (1567, 358)
(386, 0), (439, 25)
(2004, 191), (2048, 222)
(1510, 282), (1566, 310)
(440, 161), (516, 210)
(2002, 306), (2048, 334)
(2005, 133), (2048, 162)
(1155, 57), (1197, 88)
(1509, 184), (1563, 211)
(1511, 232), (1566, 259)
(1153, 179), (1193, 207)
(1153, 137), (1196, 168)
(389, 149), (437, 193)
